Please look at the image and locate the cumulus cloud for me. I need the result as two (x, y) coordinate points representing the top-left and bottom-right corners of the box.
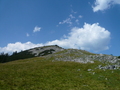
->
(47, 23), (111, 51)
(0, 23), (111, 54)
(93, 0), (120, 12)
(33, 26), (41, 33)
(0, 42), (43, 54)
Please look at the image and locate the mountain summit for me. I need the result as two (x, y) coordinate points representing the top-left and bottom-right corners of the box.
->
(28, 45), (64, 56)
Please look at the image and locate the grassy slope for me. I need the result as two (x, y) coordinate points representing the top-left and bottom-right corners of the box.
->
(0, 50), (120, 90)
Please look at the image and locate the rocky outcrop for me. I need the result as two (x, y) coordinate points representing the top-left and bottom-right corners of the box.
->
(28, 45), (64, 56)
(22, 45), (120, 70)
(45, 49), (120, 70)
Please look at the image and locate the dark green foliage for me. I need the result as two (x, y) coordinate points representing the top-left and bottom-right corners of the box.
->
(0, 48), (55, 63)
(118, 56), (120, 58)
(0, 53), (9, 63)
(39, 49), (55, 56)
(0, 51), (36, 63)
(9, 50), (36, 61)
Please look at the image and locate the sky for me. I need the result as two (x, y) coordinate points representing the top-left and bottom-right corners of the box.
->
(0, 0), (120, 56)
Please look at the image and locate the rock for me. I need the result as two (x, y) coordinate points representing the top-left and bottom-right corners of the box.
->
(28, 45), (64, 56)
(88, 69), (92, 71)
(30, 45), (120, 70)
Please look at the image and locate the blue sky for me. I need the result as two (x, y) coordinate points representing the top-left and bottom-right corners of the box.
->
(0, 0), (120, 56)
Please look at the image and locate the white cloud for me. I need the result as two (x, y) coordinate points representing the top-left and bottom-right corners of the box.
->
(46, 23), (111, 52)
(69, 14), (75, 19)
(93, 0), (120, 12)
(26, 33), (29, 37)
(71, 9), (77, 14)
(78, 15), (83, 18)
(58, 14), (76, 26)
(33, 26), (41, 33)
(75, 19), (79, 25)
(59, 18), (72, 25)
(58, 13), (81, 26)
(0, 42), (43, 54)
(0, 23), (111, 54)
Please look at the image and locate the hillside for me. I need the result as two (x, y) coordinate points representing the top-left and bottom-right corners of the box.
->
(0, 45), (120, 89)
(0, 45), (64, 63)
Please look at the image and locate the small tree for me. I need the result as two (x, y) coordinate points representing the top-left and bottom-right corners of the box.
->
(118, 56), (120, 58)
(12, 51), (17, 55)
(0, 52), (9, 63)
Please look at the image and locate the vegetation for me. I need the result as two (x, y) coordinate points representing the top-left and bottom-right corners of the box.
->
(0, 52), (9, 63)
(0, 45), (62, 63)
(0, 46), (120, 89)
(0, 56), (120, 90)
(0, 50), (35, 63)
(118, 56), (120, 58)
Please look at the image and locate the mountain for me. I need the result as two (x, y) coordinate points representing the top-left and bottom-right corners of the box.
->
(0, 45), (120, 89)
(28, 45), (64, 56)
(43, 48), (120, 70)
(0, 45), (64, 63)
(1, 45), (120, 70)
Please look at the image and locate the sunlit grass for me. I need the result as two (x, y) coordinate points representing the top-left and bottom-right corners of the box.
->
(0, 56), (120, 90)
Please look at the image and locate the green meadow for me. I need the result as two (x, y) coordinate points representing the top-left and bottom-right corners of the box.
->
(0, 56), (120, 90)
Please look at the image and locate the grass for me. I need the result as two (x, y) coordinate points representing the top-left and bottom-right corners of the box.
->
(0, 56), (120, 90)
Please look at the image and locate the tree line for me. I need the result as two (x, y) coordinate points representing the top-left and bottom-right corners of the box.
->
(0, 50), (35, 63)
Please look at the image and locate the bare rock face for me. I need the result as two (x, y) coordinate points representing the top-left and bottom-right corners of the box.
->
(28, 45), (64, 56)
